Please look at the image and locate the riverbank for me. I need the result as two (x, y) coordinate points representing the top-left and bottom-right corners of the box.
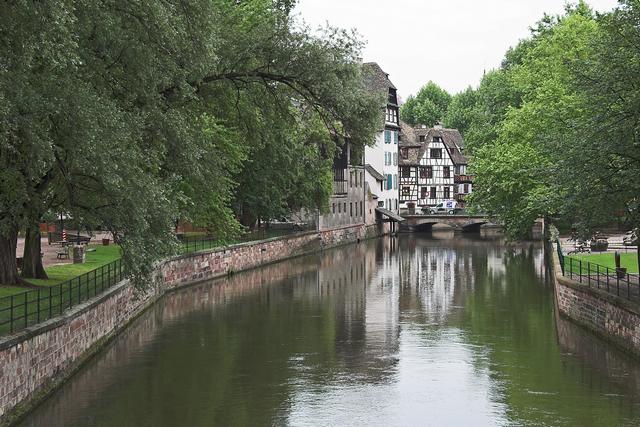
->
(550, 241), (640, 358)
(0, 223), (382, 426)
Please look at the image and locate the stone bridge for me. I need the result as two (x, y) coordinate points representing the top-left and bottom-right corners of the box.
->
(400, 214), (495, 233)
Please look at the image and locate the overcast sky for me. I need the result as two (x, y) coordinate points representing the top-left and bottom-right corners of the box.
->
(294, 0), (619, 99)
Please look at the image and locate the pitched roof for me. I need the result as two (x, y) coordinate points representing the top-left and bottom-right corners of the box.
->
(400, 125), (469, 166)
(365, 164), (384, 181)
(399, 120), (420, 147)
(362, 62), (397, 96)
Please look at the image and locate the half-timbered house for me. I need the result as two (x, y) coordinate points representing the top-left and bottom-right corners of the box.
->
(399, 123), (472, 212)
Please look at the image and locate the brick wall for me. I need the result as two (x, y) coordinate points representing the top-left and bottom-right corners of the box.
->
(551, 246), (640, 357)
(0, 223), (377, 425)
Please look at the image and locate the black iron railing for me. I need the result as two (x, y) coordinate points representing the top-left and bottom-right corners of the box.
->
(178, 235), (221, 254)
(0, 258), (125, 336)
(556, 242), (639, 301)
(0, 236), (242, 337)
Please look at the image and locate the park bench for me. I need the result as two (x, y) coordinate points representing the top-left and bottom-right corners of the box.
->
(57, 246), (70, 260)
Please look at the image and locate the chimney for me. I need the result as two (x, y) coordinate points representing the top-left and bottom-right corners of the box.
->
(434, 121), (443, 130)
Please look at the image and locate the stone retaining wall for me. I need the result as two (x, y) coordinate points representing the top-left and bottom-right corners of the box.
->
(0, 223), (377, 425)
(551, 245), (640, 357)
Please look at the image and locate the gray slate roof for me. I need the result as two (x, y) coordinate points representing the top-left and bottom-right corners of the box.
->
(401, 125), (469, 166)
(365, 164), (384, 181)
(362, 62), (397, 96)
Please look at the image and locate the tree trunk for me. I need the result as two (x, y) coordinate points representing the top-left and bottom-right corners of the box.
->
(21, 223), (48, 280)
(0, 226), (19, 285)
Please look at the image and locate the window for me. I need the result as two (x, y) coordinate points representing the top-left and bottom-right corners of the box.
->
(338, 203), (341, 213)
(393, 152), (398, 166)
(395, 199), (398, 210)
(444, 187), (451, 199)
(430, 187), (437, 199)
(401, 166), (411, 178)
(333, 203), (335, 214)
(384, 130), (391, 144)
(393, 174), (398, 189)
(463, 184), (469, 193)
(419, 166), (433, 179)
(385, 152), (393, 166)
(430, 148), (442, 159)
(343, 202), (346, 213)
(386, 174), (393, 191)
(349, 172), (353, 187)
(401, 187), (411, 197)
(443, 166), (450, 179)
(393, 131), (399, 144)
(350, 203), (353, 217)
(433, 136), (442, 142)
(388, 89), (398, 105)
(421, 187), (428, 199)
(360, 201), (363, 216)
(386, 108), (398, 124)
(419, 135), (426, 142)
(400, 148), (408, 159)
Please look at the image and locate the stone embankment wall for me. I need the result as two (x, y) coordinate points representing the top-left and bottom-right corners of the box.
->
(0, 223), (377, 425)
(551, 246), (640, 357)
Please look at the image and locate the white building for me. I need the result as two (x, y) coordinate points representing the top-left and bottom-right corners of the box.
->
(362, 63), (400, 215)
(399, 123), (472, 212)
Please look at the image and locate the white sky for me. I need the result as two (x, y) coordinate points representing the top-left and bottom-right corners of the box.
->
(294, 0), (619, 99)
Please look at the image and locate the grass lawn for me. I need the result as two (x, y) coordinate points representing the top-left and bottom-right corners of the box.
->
(567, 252), (638, 273)
(27, 245), (122, 287)
(0, 286), (33, 299)
(0, 245), (122, 298)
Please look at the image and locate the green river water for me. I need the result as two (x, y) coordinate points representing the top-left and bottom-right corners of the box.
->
(17, 234), (640, 426)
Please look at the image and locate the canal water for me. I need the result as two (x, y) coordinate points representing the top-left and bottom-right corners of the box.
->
(17, 234), (640, 426)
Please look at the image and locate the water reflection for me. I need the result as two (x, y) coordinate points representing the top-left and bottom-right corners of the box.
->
(17, 235), (640, 427)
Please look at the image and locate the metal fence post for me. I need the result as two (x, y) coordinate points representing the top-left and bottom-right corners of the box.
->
(10, 295), (14, 334)
(37, 289), (41, 324)
(569, 258), (573, 279)
(579, 260), (583, 283)
(24, 295), (27, 328)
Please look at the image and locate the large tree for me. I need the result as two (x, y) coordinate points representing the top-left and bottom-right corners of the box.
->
(0, 0), (379, 286)
(400, 82), (451, 127)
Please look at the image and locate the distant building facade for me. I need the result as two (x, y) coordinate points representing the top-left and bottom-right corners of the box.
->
(398, 123), (472, 212)
(362, 62), (400, 215)
(317, 139), (367, 230)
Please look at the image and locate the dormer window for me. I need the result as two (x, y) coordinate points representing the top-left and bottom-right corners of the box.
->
(419, 135), (425, 142)
(388, 89), (398, 105)
(386, 107), (398, 124)
(433, 136), (442, 142)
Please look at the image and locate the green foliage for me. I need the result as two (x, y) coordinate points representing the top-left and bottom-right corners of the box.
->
(465, 3), (640, 241)
(400, 81), (451, 126)
(0, 0), (380, 285)
(443, 87), (477, 135)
